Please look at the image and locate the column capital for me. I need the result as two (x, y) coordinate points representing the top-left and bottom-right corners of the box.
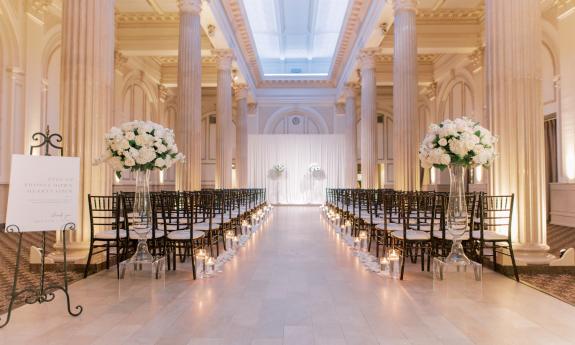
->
(213, 49), (235, 71)
(358, 48), (379, 70)
(234, 83), (249, 100)
(393, 0), (417, 13)
(343, 82), (360, 99)
(178, 0), (202, 14)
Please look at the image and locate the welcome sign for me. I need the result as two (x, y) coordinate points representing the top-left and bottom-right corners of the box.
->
(6, 155), (80, 232)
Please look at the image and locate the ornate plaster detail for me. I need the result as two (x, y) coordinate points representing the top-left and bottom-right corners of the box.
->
(358, 48), (380, 70)
(26, 0), (52, 22)
(234, 83), (249, 100)
(393, 0), (418, 12)
(115, 51), (128, 69)
(178, 0), (202, 14)
(554, 0), (575, 19)
(152, 56), (218, 66)
(213, 49), (235, 70)
(469, 46), (484, 73)
(158, 84), (168, 103)
(424, 81), (437, 101)
(247, 102), (258, 114)
(336, 102), (346, 114)
(343, 82), (360, 99)
(207, 24), (216, 38)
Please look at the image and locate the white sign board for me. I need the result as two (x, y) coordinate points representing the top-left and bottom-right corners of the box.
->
(6, 155), (80, 232)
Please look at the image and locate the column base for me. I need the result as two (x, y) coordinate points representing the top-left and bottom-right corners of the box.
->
(513, 243), (556, 265)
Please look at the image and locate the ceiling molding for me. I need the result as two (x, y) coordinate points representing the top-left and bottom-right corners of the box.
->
(375, 54), (439, 64)
(116, 12), (179, 24)
(221, 0), (373, 89)
(416, 8), (484, 24)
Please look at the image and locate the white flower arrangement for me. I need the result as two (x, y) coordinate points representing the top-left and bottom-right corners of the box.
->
(95, 120), (185, 178)
(273, 164), (286, 173)
(309, 163), (321, 173)
(419, 117), (497, 170)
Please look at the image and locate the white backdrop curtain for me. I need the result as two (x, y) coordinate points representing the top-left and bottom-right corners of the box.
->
(247, 135), (347, 204)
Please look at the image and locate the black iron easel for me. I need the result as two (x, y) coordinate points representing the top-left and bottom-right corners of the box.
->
(0, 126), (83, 328)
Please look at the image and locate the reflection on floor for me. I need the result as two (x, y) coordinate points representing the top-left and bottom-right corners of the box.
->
(1, 206), (575, 345)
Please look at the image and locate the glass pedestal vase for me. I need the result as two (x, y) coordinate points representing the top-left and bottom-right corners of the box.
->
(129, 170), (154, 263)
(445, 165), (471, 266)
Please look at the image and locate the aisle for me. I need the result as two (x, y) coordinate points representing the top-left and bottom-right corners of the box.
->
(2, 207), (575, 345)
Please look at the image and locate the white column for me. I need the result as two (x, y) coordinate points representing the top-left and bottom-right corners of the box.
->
(393, 0), (419, 191)
(486, 0), (552, 263)
(176, 0), (202, 191)
(235, 84), (249, 188)
(343, 83), (359, 188)
(214, 49), (234, 189)
(59, 0), (115, 254)
(359, 48), (379, 189)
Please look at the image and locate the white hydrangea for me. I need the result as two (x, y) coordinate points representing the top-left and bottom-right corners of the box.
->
(95, 120), (185, 177)
(419, 116), (497, 169)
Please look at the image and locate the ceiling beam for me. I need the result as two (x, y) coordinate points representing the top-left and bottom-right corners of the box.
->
(273, 0), (286, 60)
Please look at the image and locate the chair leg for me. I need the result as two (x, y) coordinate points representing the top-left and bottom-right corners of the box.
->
(400, 241), (407, 280)
(508, 241), (520, 282)
(106, 243), (110, 270)
(492, 242), (497, 271)
(420, 243), (425, 272)
(84, 240), (94, 278)
(116, 241), (121, 279)
(191, 241), (197, 280)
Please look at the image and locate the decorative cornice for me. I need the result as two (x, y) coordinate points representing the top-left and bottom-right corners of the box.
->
(152, 56), (218, 66)
(116, 12), (179, 24)
(26, 0), (52, 22)
(374, 54), (438, 64)
(213, 49), (235, 70)
(258, 79), (336, 89)
(416, 8), (484, 24)
(178, 0), (202, 15)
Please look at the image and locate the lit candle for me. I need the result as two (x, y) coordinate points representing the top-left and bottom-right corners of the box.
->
(388, 249), (400, 278)
(206, 256), (215, 275)
(195, 249), (207, 277)
(353, 237), (360, 250)
(380, 257), (389, 273)
(225, 230), (234, 251)
(359, 230), (368, 251)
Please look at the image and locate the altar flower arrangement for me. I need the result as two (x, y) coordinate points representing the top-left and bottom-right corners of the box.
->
(273, 164), (286, 173)
(418, 116), (497, 266)
(418, 117), (497, 170)
(309, 163), (321, 173)
(96, 120), (185, 178)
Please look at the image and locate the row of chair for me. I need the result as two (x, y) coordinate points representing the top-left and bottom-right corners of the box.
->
(84, 189), (267, 279)
(326, 189), (519, 281)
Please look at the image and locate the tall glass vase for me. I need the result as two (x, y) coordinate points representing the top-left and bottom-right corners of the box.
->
(130, 170), (154, 263)
(445, 165), (471, 265)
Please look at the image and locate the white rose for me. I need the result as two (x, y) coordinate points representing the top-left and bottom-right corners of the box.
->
(155, 158), (166, 168)
(125, 131), (136, 141)
(124, 157), (135, 167)
(119, 139), (130, 150)
(438, 138), (447, 146)
(110, 157), (123, 171)
(439, 154), (451, 165)
(449, 139), (469, 157)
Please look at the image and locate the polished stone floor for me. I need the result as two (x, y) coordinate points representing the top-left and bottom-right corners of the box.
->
(2, 206), (575, 345)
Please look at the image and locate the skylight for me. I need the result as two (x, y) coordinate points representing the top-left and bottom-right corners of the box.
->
(242, 0), (350, 77)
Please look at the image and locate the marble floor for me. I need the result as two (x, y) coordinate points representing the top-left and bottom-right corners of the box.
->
(2, 206), (575, 345)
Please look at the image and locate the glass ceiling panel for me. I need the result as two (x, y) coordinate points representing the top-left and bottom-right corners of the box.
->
(242, 0), (350, 77)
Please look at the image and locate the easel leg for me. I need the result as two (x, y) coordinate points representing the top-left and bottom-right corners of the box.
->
(0, 232), (24, 328)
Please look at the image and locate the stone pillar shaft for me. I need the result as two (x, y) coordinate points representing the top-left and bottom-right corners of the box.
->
(359, 49), (378, 189)
(486, 0), (551, 263)
(214, 50), (234, 189)
(176, 0), (202, 191)
(235, 85), (249, 188)
(59, 0), (115, 250)
(393, 0), (419, 191)
(344, 84), (358, 188)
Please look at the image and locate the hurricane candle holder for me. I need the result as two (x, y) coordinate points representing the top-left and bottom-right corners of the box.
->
(205, 256), (215, 276)
(233, 236), (240, 249)
(225, 230), (235, 251)
(388, 249), (400, 279)
(344, 220), (351, 235)
(195, 249), (207, 278)
(358, 230), (368, 252)
(353, 237), (360, 250)
(380, 257), (390, 275)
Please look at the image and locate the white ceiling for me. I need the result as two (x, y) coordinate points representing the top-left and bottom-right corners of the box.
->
(242, 0), (350, 76)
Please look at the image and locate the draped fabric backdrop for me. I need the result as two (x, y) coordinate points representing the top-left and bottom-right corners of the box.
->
(247, 135), (347, 204)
